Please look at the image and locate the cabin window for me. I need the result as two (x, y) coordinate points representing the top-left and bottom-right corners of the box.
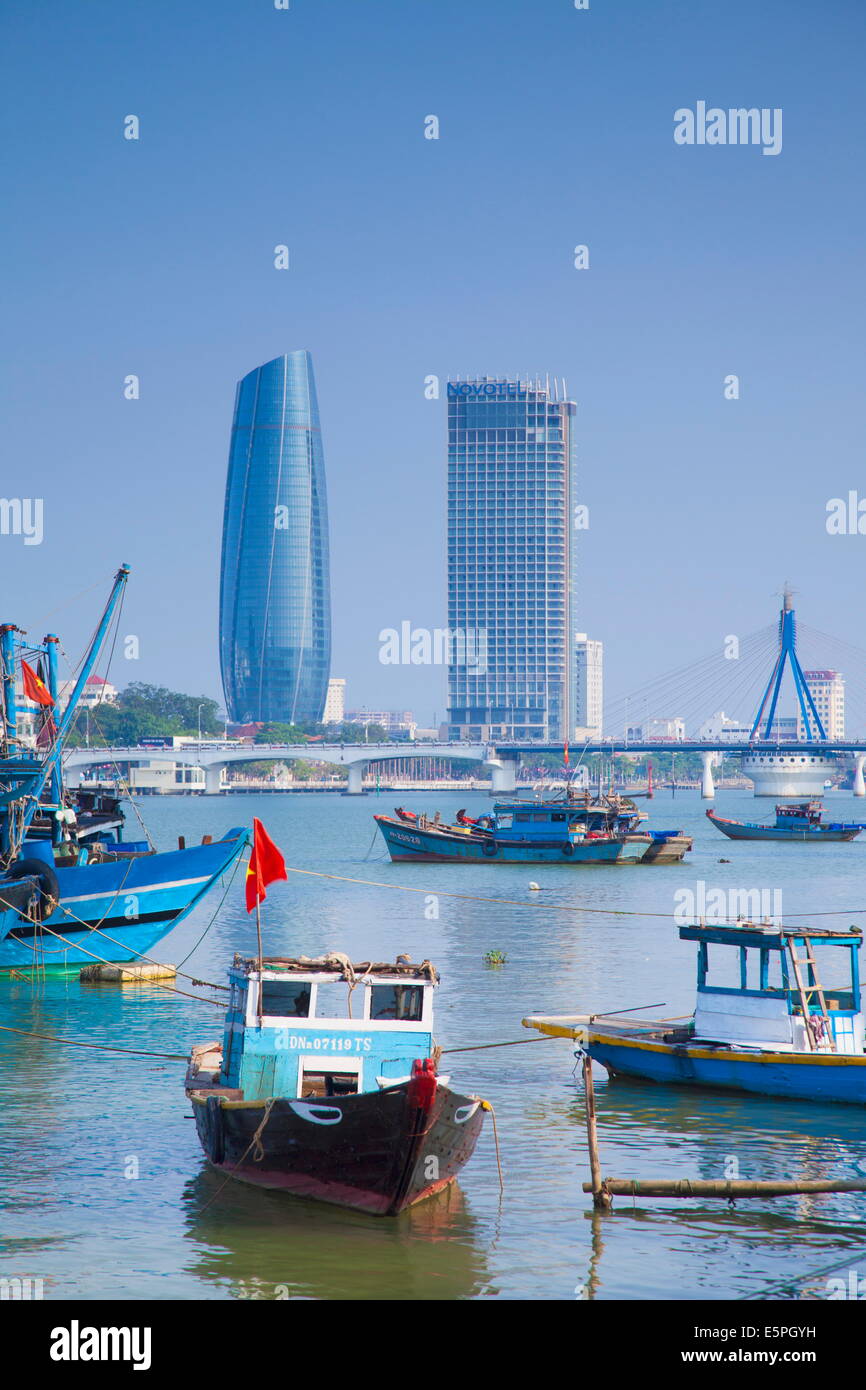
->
(300, 1071), (359, 1098)
(496, 814), (513, 829)
(314, 980), (361, 1018)
(260, 980), (311, 1018)
(515, 813), (530, 823)
(370, 984), (424, 1021)
(551, 813), (566, 822)
(531, 813), (548, 823)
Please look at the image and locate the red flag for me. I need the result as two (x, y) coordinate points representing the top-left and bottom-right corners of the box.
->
(245, 817), (287, 914)
(563, 741), (570, 767)
(21, 659), (54, 707)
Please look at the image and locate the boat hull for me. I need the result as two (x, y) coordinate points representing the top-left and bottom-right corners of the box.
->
(590, 1030), (866, 1105)
(0, 827), (249, 972)
(374, 817), (624, 864)
(707, 813), (861, 842)
(189, 1080), (484, 1215)
(640, 833), (693, 863)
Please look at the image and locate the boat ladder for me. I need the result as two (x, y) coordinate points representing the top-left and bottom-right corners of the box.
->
(786, 938), (836, 1053)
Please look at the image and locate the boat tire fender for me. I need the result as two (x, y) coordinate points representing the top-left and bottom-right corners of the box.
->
(6, 858), (60, 919)
(562, 842), (575, 857)
(482, 842), (498, 857)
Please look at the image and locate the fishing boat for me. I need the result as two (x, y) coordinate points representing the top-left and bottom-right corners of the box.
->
(185, 953), (485, 1214)
(706, 801), (866, 842)
(524, 920), (866, 1104)
(0, 565), (250, 972)
(375, 789), (691, 865)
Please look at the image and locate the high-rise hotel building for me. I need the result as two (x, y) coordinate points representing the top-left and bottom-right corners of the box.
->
(219, 351), (331, 725)
(446, 376), (577, 742)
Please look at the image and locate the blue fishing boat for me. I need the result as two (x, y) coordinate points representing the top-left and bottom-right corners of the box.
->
(0, 566), (250, 972)
(375, 789), (691, 865)
(707, 801), (866, 842)
(524, 920), (866, 1104)
(185, 953), (485, 1214)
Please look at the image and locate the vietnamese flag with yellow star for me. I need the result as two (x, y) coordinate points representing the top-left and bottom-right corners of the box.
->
(21, 658), (54, 707)
(245, 817), (287, 913)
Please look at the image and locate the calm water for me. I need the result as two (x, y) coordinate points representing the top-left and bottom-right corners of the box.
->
(3, 787), (866, 1301)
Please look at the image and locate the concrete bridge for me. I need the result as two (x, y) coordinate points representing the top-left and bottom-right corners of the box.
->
(62, 738), (866, 798)
(63, 741), (508, 795)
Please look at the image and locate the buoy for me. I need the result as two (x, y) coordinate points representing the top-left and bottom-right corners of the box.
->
(528, 881), (541, 892)
(79, 962), (177, 984)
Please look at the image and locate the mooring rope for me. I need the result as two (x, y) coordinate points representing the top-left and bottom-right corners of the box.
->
(0, 1020), (187, 1060)
(284, 864), (866, 922)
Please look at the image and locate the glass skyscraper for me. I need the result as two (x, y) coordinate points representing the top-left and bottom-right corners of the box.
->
(446, 376), (577, 743)
(219, 351), (331, 725)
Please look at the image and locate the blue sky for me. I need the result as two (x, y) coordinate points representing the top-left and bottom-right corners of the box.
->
(2, 0), (864, 725)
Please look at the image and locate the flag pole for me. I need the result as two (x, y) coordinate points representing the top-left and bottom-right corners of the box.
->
(256, 896), (264, 1026)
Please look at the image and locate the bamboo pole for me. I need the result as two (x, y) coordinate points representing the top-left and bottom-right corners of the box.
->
(581, 1178), (866, 1199)
(582, 1053), (611, 1210)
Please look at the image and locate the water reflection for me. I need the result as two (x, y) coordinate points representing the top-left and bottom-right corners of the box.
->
(182, 1167), (493, 1301)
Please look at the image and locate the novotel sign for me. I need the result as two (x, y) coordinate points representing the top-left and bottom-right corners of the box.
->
(447, 381), (527, 399)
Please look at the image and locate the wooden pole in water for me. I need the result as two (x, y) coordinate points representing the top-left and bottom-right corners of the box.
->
(582, 1053), (611, 1210)
(581, 1178), (866, 1199)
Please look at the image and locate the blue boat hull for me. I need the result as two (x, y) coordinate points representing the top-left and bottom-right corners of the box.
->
(707, 812), (863, 841)
(590, 1033), (866, 1105)
(375, 817), (623, 864)
(0, 827), (249, 972)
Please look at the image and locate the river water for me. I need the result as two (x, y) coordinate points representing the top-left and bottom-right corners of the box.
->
(2, 787), (866, 1301)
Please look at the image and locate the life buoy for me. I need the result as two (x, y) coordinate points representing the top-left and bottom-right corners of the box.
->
(6, 857), (60, 919)
(482, 842), (498, 857)
(562, 842), (575, 857)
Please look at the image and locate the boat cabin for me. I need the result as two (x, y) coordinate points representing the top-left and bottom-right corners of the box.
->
(218, 955), (438, 1100)
(492, 794), (642, 841)
(774, 801), (823, 828)
(681, 922), (863, 1054)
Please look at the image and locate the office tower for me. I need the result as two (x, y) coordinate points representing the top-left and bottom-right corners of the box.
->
(574, 633), (603, 741)
(446, 376), (576, 741)
(220, 351), (331, 724)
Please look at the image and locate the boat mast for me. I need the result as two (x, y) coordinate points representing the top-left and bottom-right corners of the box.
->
(0, 624), (21, 755)
(44, 632), (62, 844)
(18, 564), (130, 844)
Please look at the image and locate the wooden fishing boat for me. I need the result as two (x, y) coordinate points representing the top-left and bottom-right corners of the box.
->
(706, 801), (866, 842)
(375, 790), (692, 865)
(185, 953), (485, 1215)
(524, 921), (866, 1104)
